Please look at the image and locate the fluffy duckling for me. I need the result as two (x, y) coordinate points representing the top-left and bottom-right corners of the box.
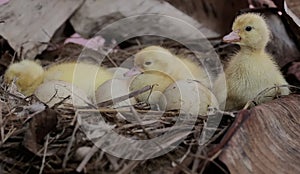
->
(4, 60), (113, 96)
(4, 60), (44, 96)
(129, 70), (175, 105)
(214, 13), (290, 110)
(124, 46), (210, 88)
(45, 62), (112, 96)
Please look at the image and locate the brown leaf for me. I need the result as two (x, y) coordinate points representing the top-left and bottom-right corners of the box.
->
(219, 94), (300, 174)
(23, 108), (58, 156)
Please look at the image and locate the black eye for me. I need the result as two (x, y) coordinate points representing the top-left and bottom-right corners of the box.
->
(144, 61), (152, 65)
(245, 26), (252, 31)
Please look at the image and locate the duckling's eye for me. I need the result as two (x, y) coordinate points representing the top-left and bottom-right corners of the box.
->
(144, 61), (152, 66)
(245, 26), (253, 32)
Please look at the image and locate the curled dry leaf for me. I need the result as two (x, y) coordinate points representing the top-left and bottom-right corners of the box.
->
(70, 0), (218, 40)
(23, 108), (58, 156)
(0, 0), (84, 59)
(219, 94), (300, 174)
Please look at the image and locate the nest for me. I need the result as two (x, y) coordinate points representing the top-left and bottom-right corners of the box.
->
(0, 36), (236, 174)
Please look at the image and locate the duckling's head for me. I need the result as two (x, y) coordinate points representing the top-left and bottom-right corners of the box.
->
(124, 46), (175, 77)
(4, 60), (45, 96)
(223, 13), (270, 50)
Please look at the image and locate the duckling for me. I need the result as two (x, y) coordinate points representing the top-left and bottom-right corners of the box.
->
(124, 46), (210, 88)
(4, 60), (113, 96)
(129, 70), (175, 105)
(45, 62), (112, 96)
(4, 60), (45, 96)
(214, 13), (290, 110)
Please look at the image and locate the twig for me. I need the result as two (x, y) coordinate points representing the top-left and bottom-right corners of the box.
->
(106, 54), (118, 67)
(76, 144), (100, 172)
(243, 84), (298, 110)
(39, 134), (49, 174)
(62, 122), (79, 168)
(0, 87), (26, 101)
(192, 146), (203, 172)
(116, 161), (141, 174)
(96, 85), (152, 107)
(77, 107), (178, 115)
(0, 101), (3, 142)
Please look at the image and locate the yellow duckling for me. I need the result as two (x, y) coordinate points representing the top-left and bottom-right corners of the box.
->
(129, 70), (175, 105)
(214, 13), (290, 110)
(4, 60), (44, 96)
(4, 60), (113, 96)
(45, 62), (112, 96)
(124, 46), (210, 88)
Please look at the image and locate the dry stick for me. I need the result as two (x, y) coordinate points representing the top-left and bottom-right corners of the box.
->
(76, 145), (101, 172)
(190, 119), (230, 172)
(96, 85), (152, 107)
(106, 54), (118, 67)
(78, 107), (177, 115)
(0, 101), (3, 143)
(62, 122), (79, 168)
(39, 134), (49, 174)
(174, 143), (193, 166)
(243, 84), (298, 110)
(192, 146), (203, 173)
(0, 87), (26, 101)
(116, 161), (141, 174)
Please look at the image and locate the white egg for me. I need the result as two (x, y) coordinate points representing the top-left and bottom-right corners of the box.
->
(95, 79), (136, 107)
(159, 80), (219, 116)
(34, 80), (90, 108)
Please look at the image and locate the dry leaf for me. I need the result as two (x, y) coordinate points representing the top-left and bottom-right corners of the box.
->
(23, 108), (58, 156)
(70, 0), (218, 40)
(0, 0), (84, 59)
(219, 94), (300, 174)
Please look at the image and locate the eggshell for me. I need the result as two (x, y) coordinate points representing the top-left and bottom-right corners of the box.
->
(95, 79), (136, 107)
(129, 71), (175, 105)
(107, 67), (132, 80)
(34, 80), (90, 108)
(159, 80), (219, 115)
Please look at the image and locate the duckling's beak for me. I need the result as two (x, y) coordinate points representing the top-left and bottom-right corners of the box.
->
(123, 66), (144, 77)
(223, 31), (241, 43)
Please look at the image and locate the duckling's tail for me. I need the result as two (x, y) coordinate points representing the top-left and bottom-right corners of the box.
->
(4, 60), (45, 96)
